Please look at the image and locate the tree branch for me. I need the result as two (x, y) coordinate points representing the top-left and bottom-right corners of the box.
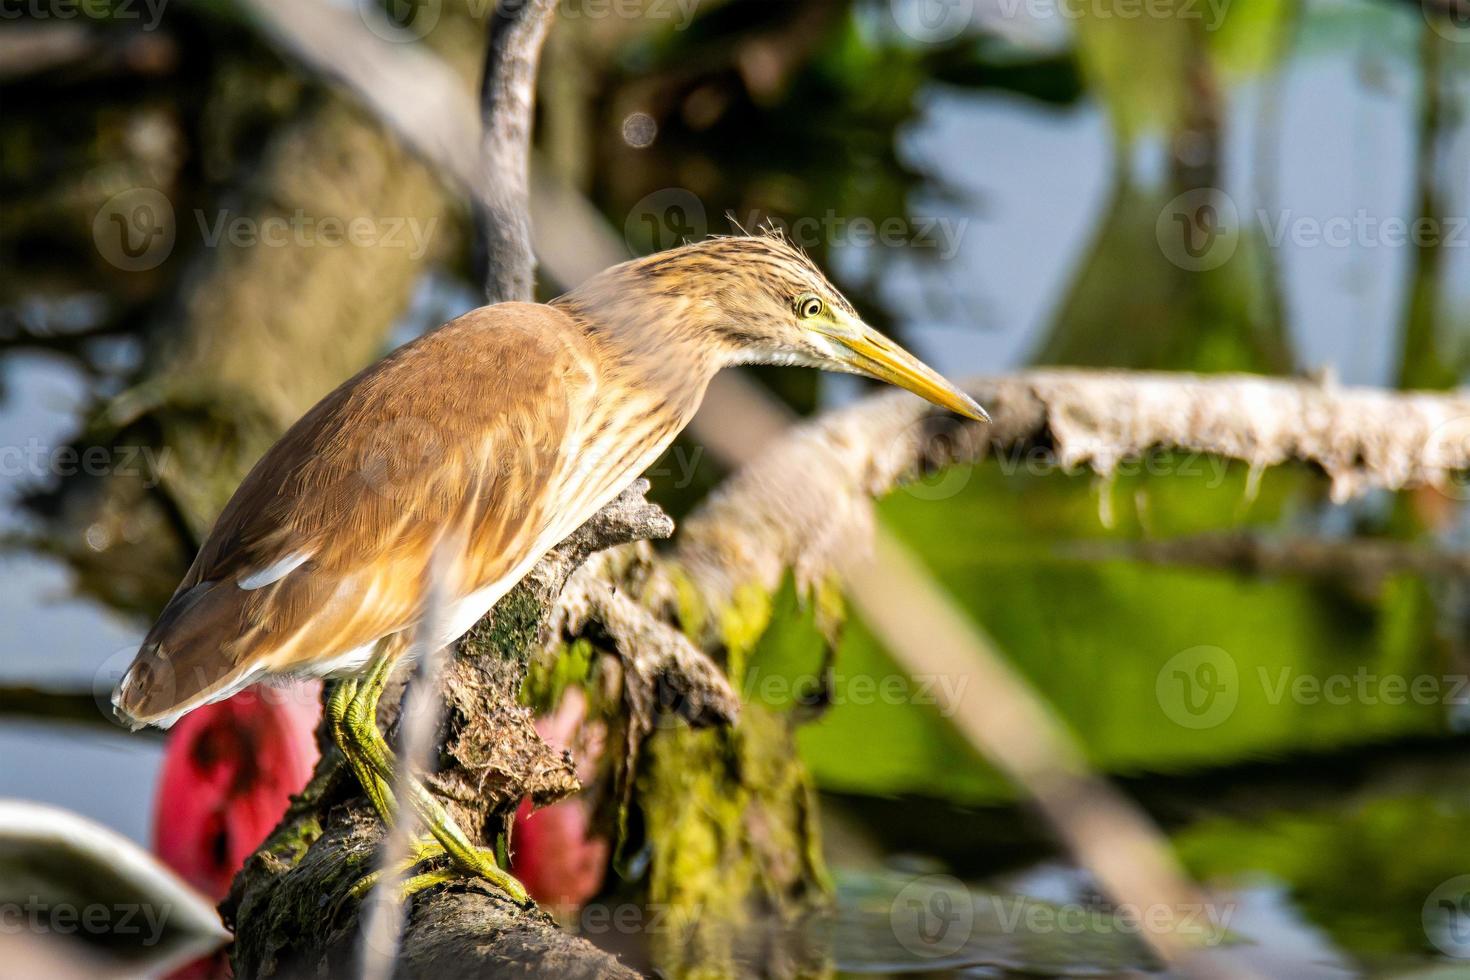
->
(679, 370), (1470, 602)
(476, 0), (557, 303)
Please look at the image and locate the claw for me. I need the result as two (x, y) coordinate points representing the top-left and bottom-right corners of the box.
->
(351, 837), (531, 907)
(330, 655), (534, 911)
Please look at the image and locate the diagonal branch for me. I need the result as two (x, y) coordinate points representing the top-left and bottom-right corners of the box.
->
(679, 370), (1470, 602)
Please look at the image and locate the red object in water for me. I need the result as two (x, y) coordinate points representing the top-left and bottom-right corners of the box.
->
(152, 682), (321, 901)
(511, 688), (610, 914)
(153, 674), (607, 915)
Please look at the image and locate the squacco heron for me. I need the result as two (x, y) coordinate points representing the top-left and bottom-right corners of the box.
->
(112, 233), (987, 904)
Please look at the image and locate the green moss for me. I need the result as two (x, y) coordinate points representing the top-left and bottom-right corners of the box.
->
(636, 574), (838, 977)
(464, 583), (545, 664)
(666, 565), (709, 641)
(641, 704), (830, 978)
(261, 815), (322, 869)
(717, 582), (775, 681)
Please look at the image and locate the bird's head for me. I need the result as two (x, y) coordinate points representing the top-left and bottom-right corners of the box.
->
(563, 232), (989, 423)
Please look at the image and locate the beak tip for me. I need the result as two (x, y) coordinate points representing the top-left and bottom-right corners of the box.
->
(961, 396), (991, 424)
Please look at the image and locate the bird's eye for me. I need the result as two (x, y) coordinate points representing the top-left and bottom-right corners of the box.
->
(796, 295), (825, 319)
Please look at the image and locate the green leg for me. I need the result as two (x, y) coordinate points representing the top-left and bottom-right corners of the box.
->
(327, 677), (398, 821)
(339, 650), (530, 907)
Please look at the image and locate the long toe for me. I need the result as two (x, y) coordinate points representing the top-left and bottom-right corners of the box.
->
(455, 846), (531, 907)
(353, 843), (531, 908)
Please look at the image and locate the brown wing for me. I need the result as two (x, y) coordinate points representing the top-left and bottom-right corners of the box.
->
(114, 303), (594, 726)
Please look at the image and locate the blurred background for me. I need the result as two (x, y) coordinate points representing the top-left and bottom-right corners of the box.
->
(1, 0), (1467, 976)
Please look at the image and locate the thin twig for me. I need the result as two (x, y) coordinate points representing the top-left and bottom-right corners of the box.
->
(358, 545), (452, 980)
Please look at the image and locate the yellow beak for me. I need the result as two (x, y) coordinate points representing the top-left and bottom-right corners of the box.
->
(833, 321), (990, 423)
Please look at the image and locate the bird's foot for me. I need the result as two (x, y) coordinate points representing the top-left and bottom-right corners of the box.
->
(350, 837), (531, 907)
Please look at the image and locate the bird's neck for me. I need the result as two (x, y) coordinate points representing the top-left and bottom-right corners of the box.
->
(555, 274), (740, 366)
(552, 285), (729, 422)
